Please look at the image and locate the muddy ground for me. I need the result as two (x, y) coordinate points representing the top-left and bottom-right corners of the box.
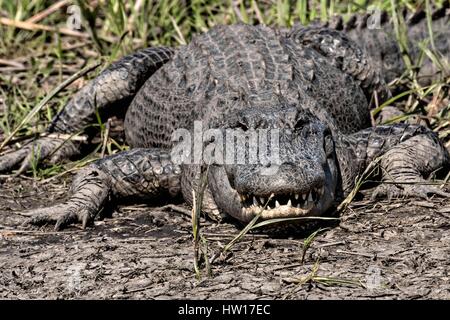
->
(0, 175), (449, 300)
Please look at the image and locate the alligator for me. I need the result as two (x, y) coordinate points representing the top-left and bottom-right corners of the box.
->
(0, 7), (449, 231)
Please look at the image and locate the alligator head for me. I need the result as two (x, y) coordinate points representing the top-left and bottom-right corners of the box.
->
(208, 105), (340, 223)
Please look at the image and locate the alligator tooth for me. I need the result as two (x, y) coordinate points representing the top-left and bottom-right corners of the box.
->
(260, 197), (265, 204)
(295, 194), (299, 200)
(267, 205), (271, 210)
(270, 193), (275, 198)
(275, 200), (280, 208)
(302, 193), (307, 200)
(253, 197), (258, 206)
(308, 192), (313, 202)
(297, 204), (301, 208)
(287, 199), (292, 207)
(320, 186), (324, 195)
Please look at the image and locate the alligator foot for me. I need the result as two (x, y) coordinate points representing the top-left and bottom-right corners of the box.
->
(0, 136), (78, 175)
(23, 166), (111, 230)
(24, 203), (98, 230)
(373, 131), (450, 201)
(22, 148), (181, 230)
(371, 181), (450, 200)
(337, 124), (450, 200)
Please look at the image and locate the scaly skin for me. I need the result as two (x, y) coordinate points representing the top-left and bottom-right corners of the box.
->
(335, 124), (449, 198)
(317, 3), (450, 84)
(0, 16), (449, 230)
(0, 47), (174, 174)
(26, 148), (181, 229)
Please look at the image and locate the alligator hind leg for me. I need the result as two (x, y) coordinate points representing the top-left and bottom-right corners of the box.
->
(371, 130), (450, 199)
(336, 124), (450, 199)
(288, 26), (390, 100)
(23, 148), (181, 230)
(0, 47), (174, 174)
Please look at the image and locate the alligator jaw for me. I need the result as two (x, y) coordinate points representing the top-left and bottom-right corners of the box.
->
(239, 187), (325, 219)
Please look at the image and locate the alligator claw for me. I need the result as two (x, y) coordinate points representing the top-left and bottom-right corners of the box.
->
(0, 136), (78, 175)
(0, 147), (32, 175)
(371, 182), (450, 200)
(23, 204), (95, 231)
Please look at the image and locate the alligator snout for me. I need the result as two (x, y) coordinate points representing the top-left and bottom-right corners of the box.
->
(234, 161), (326, 195)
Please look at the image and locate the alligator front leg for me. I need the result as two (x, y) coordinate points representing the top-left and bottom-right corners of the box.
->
(0, 47), (174, 174)
(335, 124), (450, 199)
(24, 148), (181, 230)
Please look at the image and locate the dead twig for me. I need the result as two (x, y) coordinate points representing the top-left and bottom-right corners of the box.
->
(25, 0), (71, 24)
(100, 118), (111, 158)
(160, 204), (192, 217)
(0, 58), (25, 69)
(0, 17), (88, 38)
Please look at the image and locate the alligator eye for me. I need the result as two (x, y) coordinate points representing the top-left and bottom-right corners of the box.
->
(324, 134), (334, 158)
(236, 121), (249, 131)
(294, 117), (309, 129)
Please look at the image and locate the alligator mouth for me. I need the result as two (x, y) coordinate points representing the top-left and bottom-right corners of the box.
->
(239, 187), (325, 218)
